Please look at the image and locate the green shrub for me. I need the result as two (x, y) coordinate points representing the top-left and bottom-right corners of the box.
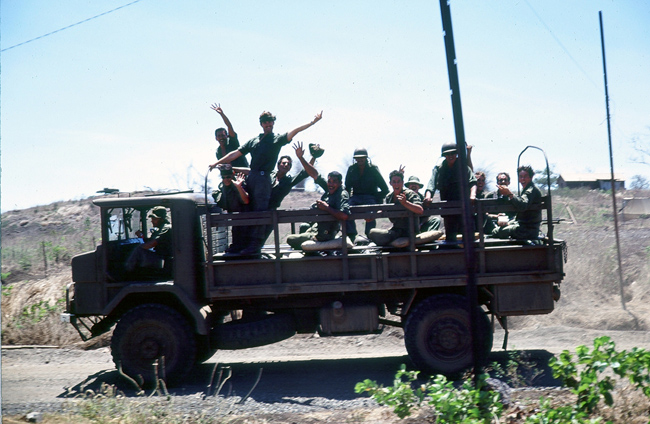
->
(357, 337), (650, 422)
(355, 364), (502, 422)
(549, 336), (650, 414)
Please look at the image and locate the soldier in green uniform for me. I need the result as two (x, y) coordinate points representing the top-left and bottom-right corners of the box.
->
(368, 170), (423, 246)
(490, 165), (542, 240)
(211, 103), (249, 168)
(126, 206), (173, 273)
(344, 148), (389, 242)
(212, 165), (250, 253)
(424, 143), (477, 243)
(406, 175), (441, 232)
(286, 142), (350, 250)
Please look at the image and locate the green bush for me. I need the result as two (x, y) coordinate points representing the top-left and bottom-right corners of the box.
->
(356, 337), (650, 422)
(355, 364), (502, 422)
(549, 336), (650, 415)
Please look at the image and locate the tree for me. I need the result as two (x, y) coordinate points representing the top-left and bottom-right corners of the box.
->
(533, 165), (559, 191)
(629, 174), (650, 190)
(630, 127), (650, 167)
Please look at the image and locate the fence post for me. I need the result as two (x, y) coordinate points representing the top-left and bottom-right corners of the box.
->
(42, 241), (48, 277)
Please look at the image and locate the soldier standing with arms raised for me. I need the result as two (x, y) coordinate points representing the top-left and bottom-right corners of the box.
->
(210, 109), (323, 255)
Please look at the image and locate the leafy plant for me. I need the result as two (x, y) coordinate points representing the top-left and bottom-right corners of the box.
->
(525, 397), (602, 424)
(355, 364), (502, 422)
(20, 299), (65, 324)
(548, 336), (650, 417)
(2, 283), (13, 297)
(355, 364), (427, 419)
(488, 348), (544, 388)
(358, 338), (650, 422)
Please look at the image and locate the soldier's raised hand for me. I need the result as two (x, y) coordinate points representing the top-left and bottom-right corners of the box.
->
(210, 103), (224, 115)
(293, 141), (305, 158)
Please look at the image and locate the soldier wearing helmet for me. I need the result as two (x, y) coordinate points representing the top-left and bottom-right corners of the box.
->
(344, 147), (389, 243)
(424, 143), (477, 243)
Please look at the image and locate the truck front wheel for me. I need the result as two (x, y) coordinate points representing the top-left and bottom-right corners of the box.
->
(111, 304), (197, 387)
(404, 294), (492, 378)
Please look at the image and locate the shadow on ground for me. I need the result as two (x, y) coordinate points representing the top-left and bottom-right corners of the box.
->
(60, 349), (562, 403)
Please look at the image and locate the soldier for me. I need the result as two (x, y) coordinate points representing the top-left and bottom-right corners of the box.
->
(212, 165), (250, 253)
(286, 142), (349, 250)
(344, 148), (389, 243)
(406, 175), (441, 232)
(424, 143), (477, 243)
(210, 110), (323, 255)
(126, 206), (173, 273)
(368, 170), (423, 246)
(211, 103), (249, 168)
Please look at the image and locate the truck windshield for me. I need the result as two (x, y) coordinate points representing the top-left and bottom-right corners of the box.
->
(106, 208), (143, 241)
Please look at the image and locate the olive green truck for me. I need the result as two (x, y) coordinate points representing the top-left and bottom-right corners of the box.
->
(62, 192), (566, 385)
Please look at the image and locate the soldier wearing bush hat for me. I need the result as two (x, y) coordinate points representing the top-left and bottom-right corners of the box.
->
(148, 206), (169, 224)
(126, 206), (173, 272)
(406, 176), (424, 191)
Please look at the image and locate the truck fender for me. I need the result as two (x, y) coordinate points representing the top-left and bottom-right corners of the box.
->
(101, 282), (209, 335)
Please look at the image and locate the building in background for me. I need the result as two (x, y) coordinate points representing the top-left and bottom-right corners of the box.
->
(557, 173), (625, 190)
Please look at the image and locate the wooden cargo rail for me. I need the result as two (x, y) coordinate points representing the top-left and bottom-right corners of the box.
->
(202, 197), (565, 301)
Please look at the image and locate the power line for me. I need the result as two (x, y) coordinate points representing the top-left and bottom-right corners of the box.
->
(523, 0), (600, 90)
(1, 0), (143, 53)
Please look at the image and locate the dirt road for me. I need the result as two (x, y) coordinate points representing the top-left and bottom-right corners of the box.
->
(4, 325), (650, 417)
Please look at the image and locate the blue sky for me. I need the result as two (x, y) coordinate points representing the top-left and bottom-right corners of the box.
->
(2, 0), (649, 212)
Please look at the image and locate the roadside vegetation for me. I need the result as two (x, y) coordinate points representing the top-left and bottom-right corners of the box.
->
(356, 337), (650, 423)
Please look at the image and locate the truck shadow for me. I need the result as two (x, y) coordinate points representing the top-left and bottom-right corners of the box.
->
(59, 349), (561, 402)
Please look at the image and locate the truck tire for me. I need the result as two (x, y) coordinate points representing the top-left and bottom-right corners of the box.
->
(213, 313), (296, 350)
(404, 294), (493, 378)
(111, 304), (196, 387)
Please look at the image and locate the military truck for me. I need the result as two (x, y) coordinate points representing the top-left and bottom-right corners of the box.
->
(63, 187), (566, 385)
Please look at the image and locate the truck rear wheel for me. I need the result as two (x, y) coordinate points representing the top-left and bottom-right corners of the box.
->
(111, 304), (196, 387)
(404, 294), (492, 378)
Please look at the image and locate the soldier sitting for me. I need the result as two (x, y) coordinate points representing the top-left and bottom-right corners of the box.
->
(286, 142), (351, 252)
(368, 170), (423, 246)
(125, 206), (173, 275)
(490, 165), (542, 240)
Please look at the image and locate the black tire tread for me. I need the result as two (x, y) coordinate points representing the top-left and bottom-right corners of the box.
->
(111, 303), (196, 387)
(404, 294), (493, 377)
(214, 313), (296, 350)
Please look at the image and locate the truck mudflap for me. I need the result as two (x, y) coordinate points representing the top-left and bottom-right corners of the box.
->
(61, 313), (115, 342)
